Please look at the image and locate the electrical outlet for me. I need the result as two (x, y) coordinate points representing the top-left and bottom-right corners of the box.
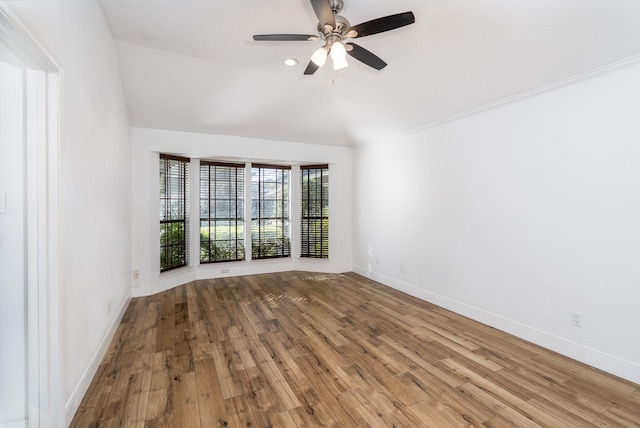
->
(108, 301), (111, 314)
(132, 270), (141, 288)
(221, 268), (229, 273)
(400, 264), (406, 274)
(571, 312), (582, 328)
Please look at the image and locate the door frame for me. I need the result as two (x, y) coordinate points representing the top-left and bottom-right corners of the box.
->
(0, 7), (62, 427)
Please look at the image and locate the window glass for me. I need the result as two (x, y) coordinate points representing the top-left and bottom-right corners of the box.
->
(251, 165), (291, 259)
(200, 162), (245, 263)
(301, 165), (329, 258)
(160, 154), (189, 271)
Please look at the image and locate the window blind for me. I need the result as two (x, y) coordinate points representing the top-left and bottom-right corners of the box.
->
(251, 164), (291, 259)
(159, 154), (189, 272)
(200, 161), (245, 263)
(301, 164), (329, 258)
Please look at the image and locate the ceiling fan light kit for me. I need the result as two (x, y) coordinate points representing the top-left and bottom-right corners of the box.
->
(311, 46), (329, 67)
(253, 0), (415, 75)
(333, 56), (349, 71)
(330, 41), (346, 60)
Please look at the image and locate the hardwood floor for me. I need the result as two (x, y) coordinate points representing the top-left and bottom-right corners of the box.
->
(71, 272), (640, 427)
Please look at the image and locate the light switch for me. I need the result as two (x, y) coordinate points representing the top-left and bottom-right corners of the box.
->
(0, 192), (6, 214)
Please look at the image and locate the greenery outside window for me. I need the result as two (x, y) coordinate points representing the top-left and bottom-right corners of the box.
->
(251, 164), (291, 259)
(159, 154), (189, 272)
(200, 161), (245, 263)
(301, 164), (329, 258)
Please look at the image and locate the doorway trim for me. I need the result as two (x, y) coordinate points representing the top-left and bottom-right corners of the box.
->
(0, 6), (62, 427)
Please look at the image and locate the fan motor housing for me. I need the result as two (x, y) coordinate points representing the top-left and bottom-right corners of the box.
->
(317, 14), (351, 40)
(330, 0), (344, 14)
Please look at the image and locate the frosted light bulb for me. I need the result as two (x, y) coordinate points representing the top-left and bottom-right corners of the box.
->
(333, 56), (348, 70)
(330, 41), (347, 60)
(310, 47), (328, 67)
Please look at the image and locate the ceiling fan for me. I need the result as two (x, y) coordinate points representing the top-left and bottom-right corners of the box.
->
(253, 0), (415, 75)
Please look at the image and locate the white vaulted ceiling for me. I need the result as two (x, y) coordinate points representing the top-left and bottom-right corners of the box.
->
(99, 0), (640, 146)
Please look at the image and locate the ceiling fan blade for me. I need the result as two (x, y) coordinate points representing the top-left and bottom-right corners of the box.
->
(310, 0), (335, 28)
(349, 12), (415, 38)
(346, 43), (387, 70)
(303, 60), (320, 75)
(253, 34), (317, 41)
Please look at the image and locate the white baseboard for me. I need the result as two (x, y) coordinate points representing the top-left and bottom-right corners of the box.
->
(353, 265), (640, 385)
(134, 263), (353, 298)
(64, 291), (132, 425)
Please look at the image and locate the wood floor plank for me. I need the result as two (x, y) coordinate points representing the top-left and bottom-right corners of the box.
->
(338, 328), (413, 376)
(494, 366), (620, 425)
(70, 271), (640, 427)
(382, 336), (467, 388)
(338, 388), (392, 427)
(526, 398), (598, 428)
(210, 341), (243, 400)
(250, 343), (302, 410)
(456, 382), (542, 427)
(122, 369), (153, 426)
(604, 405), (640, 427)
(439, 389), (495, 425)
(172, 371), (201, 428)
(273, 407), (313, 428)
(407, 399), (466, 427)
(193, 358), (225, 426)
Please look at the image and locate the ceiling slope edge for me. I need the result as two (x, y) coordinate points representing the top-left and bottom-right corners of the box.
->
(353, 52), (640, 150)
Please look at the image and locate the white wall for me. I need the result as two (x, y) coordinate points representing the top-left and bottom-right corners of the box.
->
(131, 127), (353, 297)
(0, 58), (27, 428)
(353, 60), (640, 384)
(8, 0), (132, 424)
